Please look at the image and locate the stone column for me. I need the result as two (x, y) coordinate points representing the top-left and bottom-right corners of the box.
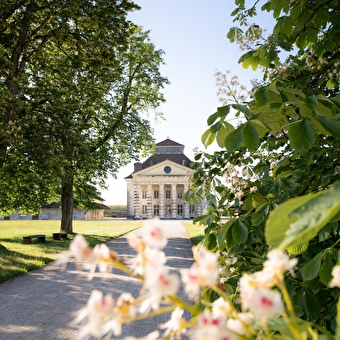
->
(147, 184), (153, 219)
(171, 184), (177, 219)
(134, 184), (140, 219)
(183, 184), (190, 219)
(159, 184), (165, 219)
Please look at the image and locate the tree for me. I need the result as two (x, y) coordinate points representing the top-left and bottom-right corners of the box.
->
(0, 1), (168, 232)
(186, 0), (340, 334)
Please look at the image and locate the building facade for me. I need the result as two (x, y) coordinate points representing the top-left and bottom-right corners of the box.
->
(125, 139), (202, 219)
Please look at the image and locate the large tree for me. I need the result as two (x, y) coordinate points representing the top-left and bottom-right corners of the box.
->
(186, 0), (340, 335)
(0, 1), (168, 232)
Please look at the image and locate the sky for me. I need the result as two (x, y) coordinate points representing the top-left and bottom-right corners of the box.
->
(100, 0), (266, 205)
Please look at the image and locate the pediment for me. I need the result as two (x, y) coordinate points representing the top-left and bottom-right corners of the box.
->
(132, 160), (194, 177)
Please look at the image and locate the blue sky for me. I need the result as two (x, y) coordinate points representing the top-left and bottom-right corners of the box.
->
(100, 0), (266, 204)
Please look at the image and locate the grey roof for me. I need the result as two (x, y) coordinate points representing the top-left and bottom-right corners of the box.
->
(156, 138), (184, 147)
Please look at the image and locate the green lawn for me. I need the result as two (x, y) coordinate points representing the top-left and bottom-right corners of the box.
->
(181, 221), (205, 245)
(0, 220), (142, 284)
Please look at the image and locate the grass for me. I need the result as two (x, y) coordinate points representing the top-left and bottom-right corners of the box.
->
(0, 220), (142, 284)
(181, 221), (205, 245)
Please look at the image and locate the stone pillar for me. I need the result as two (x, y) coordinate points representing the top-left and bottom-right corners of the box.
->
(147, 184), (153, 219)
(171, 184), (177, 219)
(134, 184), (140, 219)
(159, 184), (165, 219)
(183, 184), (190, 219)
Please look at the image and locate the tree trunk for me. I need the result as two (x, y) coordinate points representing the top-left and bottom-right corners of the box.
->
(60, 176), (74, 233)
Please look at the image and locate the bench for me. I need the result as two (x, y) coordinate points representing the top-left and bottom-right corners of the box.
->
(52, 232), (68, 240)
(23, 235), (46, 244)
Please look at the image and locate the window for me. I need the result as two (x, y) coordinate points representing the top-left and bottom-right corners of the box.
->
(166, 190), (171, 199)
(165, 205), (171, 216)
(142, 205), (147, 214)
(154, 205), (159, 216)
(154, 190), (159, 199)
(177, 205), (183, 215)
(177, 190), (183, 199)
(142, 190), (147, 199)
(190, 205), (195, 214)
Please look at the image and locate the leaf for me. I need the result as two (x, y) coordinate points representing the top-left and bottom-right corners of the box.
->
(301, 251), (324, 281)
(216, 122), (234, 148)
(288, 119), (314, 153)
(286, 243), (309, 255)
(242, 122), (260, 150)
(305, 288), (321, 320)
(231, 219), (248, 245)
(315, 117), (340, 140)
(224, 126), (243, 151)
(319, 251), (335, 286)
(232, 104), (250, 116)
(217, 105), (230, 118)
(207, 111), (218, 125)
(266, 181), (340, 250)
(201, 128), (215, 148)
(255, 87), (268, 106)
(218, 219), (236, 251)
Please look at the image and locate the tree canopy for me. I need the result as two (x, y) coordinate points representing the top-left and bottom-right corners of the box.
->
(186, 0), (340, 334)
(0, 1), (168, 231)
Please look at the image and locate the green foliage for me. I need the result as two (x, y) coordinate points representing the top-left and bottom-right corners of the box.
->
(0, 2), (168, 232)
(186, 0), (340, 335)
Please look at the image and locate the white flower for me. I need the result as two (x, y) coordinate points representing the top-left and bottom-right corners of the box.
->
(160, 308), (185, 336)
(69, 234), (95, 263)
(226, 313), (253, 335)
(189, 309), (238, 340)
(329, 265), (340, 288)
(251, 288), (284, 319)
(143, 219), (167, 249)
(212, 297), (233, 321)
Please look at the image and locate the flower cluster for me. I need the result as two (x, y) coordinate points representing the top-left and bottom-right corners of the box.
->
(215, 70), (252, 106)
(62, 220), (340, 340)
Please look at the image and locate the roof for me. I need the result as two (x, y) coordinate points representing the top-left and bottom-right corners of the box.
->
(156, 138), (184, 147)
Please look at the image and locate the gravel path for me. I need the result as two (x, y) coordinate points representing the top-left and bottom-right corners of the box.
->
(0, 220), (194, 340)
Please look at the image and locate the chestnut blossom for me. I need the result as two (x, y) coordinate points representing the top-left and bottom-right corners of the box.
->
(329, 265), (340, 288)
(181, 247), (218, 299)
(69, 234), (96, 263)
(139, 269), (180, 313)
(226, 313), (253, 335)
(212, 297), (233, 321)
(160, 308), (186, 337)
(189, 309), (238, 340)
(142, 219), (167, 249)
(74, 290), (137, 339)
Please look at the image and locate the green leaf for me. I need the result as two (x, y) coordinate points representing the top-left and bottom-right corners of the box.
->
(217, 105), (230, 118)
(242, 121), (260, 150)
(201, 128), (215, 148)
(232, 104), (250, 116)
(319, 251), (335, 286)
(305, 288), (321, 320)
(266, 181), (340, 250)
(315, 117), (340, 140)
(301, 251), (324, 281)
(224, 126), (243, 151)
(218, 219), (236, 251)
(231, 219), (248, 245)
(216, 122), (234, 148)
(288, 119), (314, 153)
(255, 87), (268, 106)
(286, 243), (309, 255)
(207, 111), (218, 126)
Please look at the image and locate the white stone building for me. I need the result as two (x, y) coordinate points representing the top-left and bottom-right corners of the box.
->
(125, 139), (202, 219)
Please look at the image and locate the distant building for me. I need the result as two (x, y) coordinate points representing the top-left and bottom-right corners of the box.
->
(125, 138), (203, 219)
(2, 200), (109, 220)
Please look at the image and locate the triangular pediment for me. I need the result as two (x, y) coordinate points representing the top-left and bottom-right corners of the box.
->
(132, 160), (194, 177)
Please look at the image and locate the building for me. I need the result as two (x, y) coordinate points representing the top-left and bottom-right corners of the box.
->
(2, 200), (109, 220)
(125, 138), (203, 219)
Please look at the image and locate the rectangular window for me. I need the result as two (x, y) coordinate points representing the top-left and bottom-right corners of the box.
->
(190, 205), (195, 214)
(154, 205), (159, 216)
(165, 205), (171, 216)
(154, 190), (159, 199)
(142, 190), (147, 199)
(165, 190), (171, 199)
(142, 205), (147, 214)
(177, 190), (183, 199)
(177, 205), (183, 215)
